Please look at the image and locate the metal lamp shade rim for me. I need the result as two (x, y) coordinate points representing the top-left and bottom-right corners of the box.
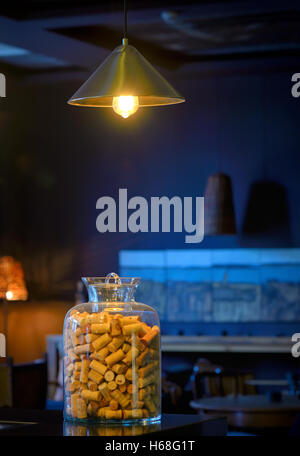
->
(67, 95), (185, 107)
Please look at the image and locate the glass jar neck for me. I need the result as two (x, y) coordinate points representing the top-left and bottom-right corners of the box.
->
(82, 273), (140, 304)
(86, 284), (136, 303)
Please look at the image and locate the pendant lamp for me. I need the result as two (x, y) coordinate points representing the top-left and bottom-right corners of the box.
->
(68, 1), (185, 118)
(204, 173), (237, 235)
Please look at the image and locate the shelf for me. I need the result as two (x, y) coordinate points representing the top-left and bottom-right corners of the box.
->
(161, 336), (292, 353)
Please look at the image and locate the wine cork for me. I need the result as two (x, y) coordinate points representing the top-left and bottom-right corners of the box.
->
(118, 384), (127, 393)
(123, 346), (139, 365)
(115, 374), (126, 385)
(79, 359), (90, 383)
(85, 333), (98, 343)
(66, 364), (74, 376)
(94, 347), (109, 362)
(136, 348), (149, 366)
(122, 323), (143, 336)
(112, 363), (127, 375)
(88, 381), (98, 391)
(68, 349), (79, 363)
(88, 313), (106, 324)
(105, 409), (122, 420)
(91, 323), (110, 334)
(125, 368), (138, 382)
(99, 382), (112, 401)
(109, 399), (119, 410)
(141, 326), (160, 345)
(119, 316), (141, 326)
(98, 406), (111, 418)
(69, 380), (80, 393)
(139, 362), (157, 378)
(73, 370), (80, 380)
(107, 336), (124, 352)
(144, 395), (156, 413)
(104, 370), (115, 382)
(127, 383), (138, 395)
(122, 343), (131, 354)
(139, 373), (155, 389)
(123, 409), (143, 419)
(74, 344), (92, 355)
(110, 319), (121, 336)
(111, 390), (130, 408)
(107, 381), (117, 391)
(92, 333), (112, 351)
(90, 360), (107, 376)
(81, 389), (100, 402)
(88, 369), (103, 384)
(77, 398), (87, 419)
(129, 400), (144, 409)
(105, 349), (125, 367)
(71, 393), (80, 418)
(130, 336), (146, 352)
(87, 401), (100, 416)
(142, 409), (149, 418)
(74, 361), (82, 371)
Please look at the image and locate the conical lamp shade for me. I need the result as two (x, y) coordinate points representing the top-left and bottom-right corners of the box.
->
(204, 173), (237, 235)
(68, 39), (185, 107)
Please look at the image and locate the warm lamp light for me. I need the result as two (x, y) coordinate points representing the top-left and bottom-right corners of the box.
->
(0, 256), (28, 354)
(112, 95), (139, 119)
(0, 256), (28, 301)
(5, 291), (13, 300)
(67, 1), (185, 118)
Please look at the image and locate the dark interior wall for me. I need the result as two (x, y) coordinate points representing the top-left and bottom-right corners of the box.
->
(1, 56), (300, 280)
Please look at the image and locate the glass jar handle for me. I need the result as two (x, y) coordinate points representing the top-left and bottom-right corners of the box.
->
(105, 272), (122, 284)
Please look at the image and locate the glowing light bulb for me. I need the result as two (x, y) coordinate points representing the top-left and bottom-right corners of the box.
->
(6, 291), (13, 300)
(112, 96), (139, 118)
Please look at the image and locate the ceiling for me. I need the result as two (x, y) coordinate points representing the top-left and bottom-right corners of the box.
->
(0, 1), (299, 79)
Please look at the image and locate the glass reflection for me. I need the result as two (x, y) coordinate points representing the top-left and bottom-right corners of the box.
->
(63, 420), (161, 436)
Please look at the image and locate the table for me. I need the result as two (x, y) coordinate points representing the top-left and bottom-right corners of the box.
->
(190, 394), (300, 429)
(245, 379), (300, 386)
(0, 408), (227, 436)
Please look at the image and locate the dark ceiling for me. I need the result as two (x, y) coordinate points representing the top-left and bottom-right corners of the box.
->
(0, 1), (299, 77)
(0, 1), (225, 20)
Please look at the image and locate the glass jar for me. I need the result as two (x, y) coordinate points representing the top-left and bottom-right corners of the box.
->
(63, 273), (161, 424)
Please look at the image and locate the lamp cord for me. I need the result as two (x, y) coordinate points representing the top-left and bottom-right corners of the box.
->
(124, 0), (128, 38)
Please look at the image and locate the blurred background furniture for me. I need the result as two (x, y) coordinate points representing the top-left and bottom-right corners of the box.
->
(190, 394), (300, 433)
(0, 357), (13, 407)
(0, 356), (47, 409)
(191, 358), (256, 398)
(12, 357), (47, 409)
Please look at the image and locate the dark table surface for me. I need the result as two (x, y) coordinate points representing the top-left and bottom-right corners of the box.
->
(0, 408), (227, 436)
(190, 394), (300, 412)
(190, 394), (300, 430)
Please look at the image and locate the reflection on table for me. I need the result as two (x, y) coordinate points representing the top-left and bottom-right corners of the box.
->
(63, 420), (161, 436)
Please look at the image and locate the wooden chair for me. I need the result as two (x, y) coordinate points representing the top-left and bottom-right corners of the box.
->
(191, 358), (256, 399)
(0, 357), (13, 406)
(12, 356), (48, 409)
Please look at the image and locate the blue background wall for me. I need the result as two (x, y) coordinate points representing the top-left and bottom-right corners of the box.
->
(2, 55), (300, 283)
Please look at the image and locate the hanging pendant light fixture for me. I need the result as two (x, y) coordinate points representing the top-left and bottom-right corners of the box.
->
(68, 1), (185, 118)
(203, 77), (236, 236)
(204, 173), (236, 235)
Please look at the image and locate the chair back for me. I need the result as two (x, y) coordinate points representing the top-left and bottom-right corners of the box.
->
(0, 357), (13, 406)
(191, 359), (256, 399)
(12, 356), (47, 408)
